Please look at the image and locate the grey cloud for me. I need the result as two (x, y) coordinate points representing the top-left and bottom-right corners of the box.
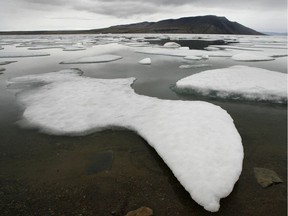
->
(12, 0), (287, 18)
(74, 1), (158, 18)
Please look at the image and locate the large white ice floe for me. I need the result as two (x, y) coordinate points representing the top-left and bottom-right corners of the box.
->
(8, 69), (243, 212)
(176, 66), (287, 103)
(0, 52), (50, 58)
(232, 53), (275, 61)
(60, 54), (123, 64)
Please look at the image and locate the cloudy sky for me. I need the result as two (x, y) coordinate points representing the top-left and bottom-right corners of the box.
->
(0, 0), (287, 32)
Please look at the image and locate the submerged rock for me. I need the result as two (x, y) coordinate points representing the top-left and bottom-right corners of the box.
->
(254, 167), (283, 188)
(125, 207), (153, 216)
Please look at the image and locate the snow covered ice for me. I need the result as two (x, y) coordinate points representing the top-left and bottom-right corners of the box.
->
(232, 53), (275, 61)
(8, 69), (243, 212)
(60, 54), (123, 64)
(176, 66), (287, 103)
(0, 52), (50, 58)
(138, 58), (151, 65)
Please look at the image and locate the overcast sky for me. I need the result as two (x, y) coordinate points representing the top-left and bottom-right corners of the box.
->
(0, 0), (287, 32)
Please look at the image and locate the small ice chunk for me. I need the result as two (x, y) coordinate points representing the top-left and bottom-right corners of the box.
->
(60, 54), (123, 64)
(176, 65), (287, 103)
(28, 46), (63, 50)
(62, 46), (86, 51)
(138, 58), (151, 65)
(232, 52), (275, 61)
(9, 69), (243, 212)
(0, 67), (5, 72)
(163, 42), (181, 48)
(0, 52), (50, 58)
(184, 56), (202, 60)
(179, 64), (211, 69)
(178, 46), (190, 50)
(205, 47), (220, 51)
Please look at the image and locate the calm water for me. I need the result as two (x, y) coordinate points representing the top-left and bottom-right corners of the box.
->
(0, 34), (287, 216)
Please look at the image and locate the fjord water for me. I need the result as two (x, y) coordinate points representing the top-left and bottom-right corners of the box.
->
(0, 34), (286, 215)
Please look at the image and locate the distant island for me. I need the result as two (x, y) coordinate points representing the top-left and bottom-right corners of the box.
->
(0, 15), (263, 35)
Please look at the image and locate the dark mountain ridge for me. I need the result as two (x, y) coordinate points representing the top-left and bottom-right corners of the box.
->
(97, 16), (263, 35)
(0, 15), (263, 35)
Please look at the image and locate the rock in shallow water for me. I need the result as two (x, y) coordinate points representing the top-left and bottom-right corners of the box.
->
(125, 207), (153, 216)
(254, 167), (283, 188)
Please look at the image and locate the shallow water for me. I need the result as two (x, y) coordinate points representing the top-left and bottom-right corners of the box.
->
(0, 34), (287, 215)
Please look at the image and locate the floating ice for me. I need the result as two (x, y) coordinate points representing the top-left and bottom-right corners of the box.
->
(9, 69), (243, 212)
(184, 56), (203, 60)
(60, 54), (123, 64)
(232, 53), (275, 61)
(62, 46), (86, 51)
(0, 68), (5, 72)
(28, 46), (64, 50)
(163, 42), (181, 48)
(179, 64), (211, 69)
(136, 47), (232, 57)
(209, 45), (262, 51)
(138, 58), (151, 65)
(176, 66), (287, 103)
(0, 61), (17, 66)
(0, 52), (50, 58)
(204, 47), (220, 51)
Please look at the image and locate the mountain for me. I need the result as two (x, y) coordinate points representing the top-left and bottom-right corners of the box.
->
(91, 15), (263, 35)
(0, 15), (263, 35)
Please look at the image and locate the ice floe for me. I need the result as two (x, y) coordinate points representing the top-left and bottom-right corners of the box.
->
(232, 53), (275, 61)
(184, 56), (203, 60)
(8, 69), (243, 212)
(60, 54), (123, 64)
(0, 68), (5, 73)
(163, 42), (181, 48)
(0, 52), (50, 58)
(176, 66), (287, 103)
(0, 61), (17, 65)
(138, 58), (151, 65)
(136, 47), (232, 57)
(62, 46), (86, 51)
(179, 64), (211, 69)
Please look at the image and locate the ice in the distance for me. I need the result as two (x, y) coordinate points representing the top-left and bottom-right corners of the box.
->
(60, 54), (123, 64)
(176, 65), (287, 103)
(8, 69), (243, 212)
(232, 53), (275, 61)
(0, 52), (50, 58)
(138, 58), (151, 65)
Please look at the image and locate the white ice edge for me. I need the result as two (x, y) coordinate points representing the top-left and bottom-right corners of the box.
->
(176, 65), (287, 103)
(60, 54), (123, 64)
(0, 52), (50, 58)
(136, 47), (233, 57)
(8, 69), (244, 212)
(138, 58), (151, 65)
(232, 52), (275, 61)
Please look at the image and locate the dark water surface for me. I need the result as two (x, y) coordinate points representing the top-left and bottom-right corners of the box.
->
(0, 35), (287, 215)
